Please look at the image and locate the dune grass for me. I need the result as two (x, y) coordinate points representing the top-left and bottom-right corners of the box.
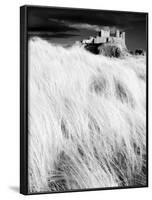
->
(28, 38), (146, 193)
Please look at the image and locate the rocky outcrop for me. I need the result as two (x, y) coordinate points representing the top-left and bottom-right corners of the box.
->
(84, 42), (128, 58)
(80, 29), (128, 58)
(98, 44), (124, 58)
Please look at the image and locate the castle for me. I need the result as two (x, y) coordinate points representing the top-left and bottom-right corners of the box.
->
(81, 29), (126, 46)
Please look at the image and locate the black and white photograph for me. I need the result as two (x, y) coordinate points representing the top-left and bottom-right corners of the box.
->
(20, 5), (148, 194)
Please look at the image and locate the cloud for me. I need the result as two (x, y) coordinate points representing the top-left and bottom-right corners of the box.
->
(48, 19), (101, 32)
(28, 7), (146, 34)
(68, 23), (101, 31)
(48, 19), (122, 33)
(50, 19), (101, 31)
(47, 19), (101, 32)
(28, 17), (77, 32)
(28, 31), (79, 39)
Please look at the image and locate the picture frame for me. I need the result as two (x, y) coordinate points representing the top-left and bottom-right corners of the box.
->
(20, 5), (148, 195)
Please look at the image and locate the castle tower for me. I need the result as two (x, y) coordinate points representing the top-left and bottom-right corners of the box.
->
(106, 30), (110, 37)
(122, 32), (125, 42)
(116, 30), (120, 38)
(101, 30), (104, 37)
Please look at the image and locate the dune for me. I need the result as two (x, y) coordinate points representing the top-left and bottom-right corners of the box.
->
(28, 38), (146, 193)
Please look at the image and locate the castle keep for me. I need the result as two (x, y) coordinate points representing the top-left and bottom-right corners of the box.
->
(81, 29), (126, 46)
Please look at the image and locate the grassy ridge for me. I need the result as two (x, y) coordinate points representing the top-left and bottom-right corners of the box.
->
(28, 38), (146, 193)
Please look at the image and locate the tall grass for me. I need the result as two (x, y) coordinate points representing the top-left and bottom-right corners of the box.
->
(28, 38), (146, 193)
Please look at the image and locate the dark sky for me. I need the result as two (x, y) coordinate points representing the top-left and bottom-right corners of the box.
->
(27, 6), (147, 50)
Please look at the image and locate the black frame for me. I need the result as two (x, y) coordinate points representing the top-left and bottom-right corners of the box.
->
(20, 5), (149, 195)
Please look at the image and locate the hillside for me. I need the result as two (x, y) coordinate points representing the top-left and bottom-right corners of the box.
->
(28, 38), (146, 193)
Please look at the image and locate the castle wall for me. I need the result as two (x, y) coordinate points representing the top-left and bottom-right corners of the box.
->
(94, 36), (107, 44)
(82, 37), (94, 44)
(100, 30), (110, 37)
(81, 29), (126, 47)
